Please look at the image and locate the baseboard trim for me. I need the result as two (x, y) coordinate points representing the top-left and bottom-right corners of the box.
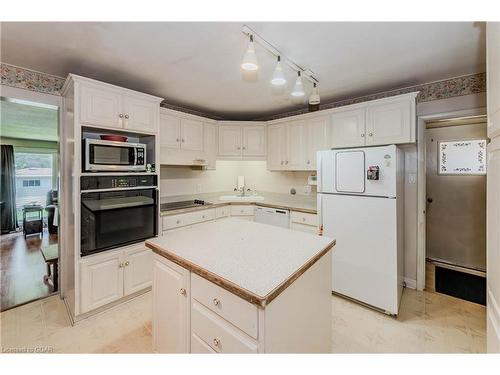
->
(487, 289), (500, 353)
(404, 277), (417, 290)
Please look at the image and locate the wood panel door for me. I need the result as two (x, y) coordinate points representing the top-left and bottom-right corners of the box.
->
(80, 84), (123, 128)
(307, 115), (329, 170)
(80, 251), (124, 314)
(153, 256), (190, 353)
(160, 113), (181, 149)
(366, 98), (412, 145)
(123, 246), (153, 296)
(286, 120), (308, 170)
(181, 119), (204, 151)
(218, 125), (242, 157)
(123, 95), (158, 133)
(242, 125), (266, 157)
(203, 123), (218, 170)
(330, 107), (366, 148)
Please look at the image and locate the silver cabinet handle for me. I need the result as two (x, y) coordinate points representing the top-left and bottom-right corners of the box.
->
(119, 114), (124, 118)
(369, 133), (373, 136)
(306, 160), (310, 164)
(213, 338), (221, 347)
(202, 215), (205, 219)
(124, 261), (130, 266)
(180, 288), (187, 296)
(302, 217), (306, 222)
(281, 161), (284, 165)
(285, 161), (289, 165)
(176, 138), (179, 142)
(361, 133), (365, 137)
(242, 146), (246, 150)
(124, 114), (129, 119)
(237, 146), (241, 150)
(176, 220), (180, 224)
(213, 298), (220, 306)
(118, 262), (124, 268)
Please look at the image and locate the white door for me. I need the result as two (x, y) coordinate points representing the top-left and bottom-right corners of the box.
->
(218, 125), (242, 156)
(267, 123), (287, 170)
(80, 84), (123, 128)
(123, 246), (153, 296)
(366, 98), (411, 145)
(153, 256), (189, 353)
(330, 107), (366, 148)
(286, 120), (308, 170)
(181, 119), (204, 151)
(123, 95), (158, 133)
(320, 193), (400, 314)
(307, 115), (329, 170)
(80, 251), (124, 314)
(203, 123), (218, 170)
(242, 125), (266, 157)
(160, 113), (181, 149)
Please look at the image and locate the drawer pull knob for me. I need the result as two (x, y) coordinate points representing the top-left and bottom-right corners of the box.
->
(302, 217), (306, 222)
(118, 262), (124, 268)
(176, 220), (180, 224)
(180, 288), (186, 296)
(213, 298), (220, 306)
(213, 338), (221, 347)
(124, 261), (130, 266)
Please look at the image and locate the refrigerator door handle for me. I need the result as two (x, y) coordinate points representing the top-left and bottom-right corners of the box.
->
(317, 193), (323, 236)
(317, 152), (322, 192)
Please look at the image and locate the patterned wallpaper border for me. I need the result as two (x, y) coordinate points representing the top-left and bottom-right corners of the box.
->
(1, 62), (486, 121)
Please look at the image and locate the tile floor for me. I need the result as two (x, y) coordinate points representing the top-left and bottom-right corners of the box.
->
(0, 288), (486, 353)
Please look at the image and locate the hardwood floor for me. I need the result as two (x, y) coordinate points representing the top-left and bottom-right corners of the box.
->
(0, 229), (58, 311)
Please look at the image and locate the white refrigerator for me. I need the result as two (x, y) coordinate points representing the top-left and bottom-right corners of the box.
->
(317, 145), (404, 315)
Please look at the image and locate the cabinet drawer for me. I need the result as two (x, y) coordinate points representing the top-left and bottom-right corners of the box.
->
(215, 206), (230, 219)
(191, 273), (258, 339)
(162, 208), (215, 231)
(230, 205), (255, 217)
(290, 223), (319, 235)
(290, 211), (318, 227)
(191, 333), (216, 353)
(191, 300), (258, 353)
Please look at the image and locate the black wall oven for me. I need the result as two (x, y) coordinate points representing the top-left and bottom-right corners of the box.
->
(80, 175), (158, 256)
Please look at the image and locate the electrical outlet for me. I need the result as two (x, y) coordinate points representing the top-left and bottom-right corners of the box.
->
(408, 173), (417, 184)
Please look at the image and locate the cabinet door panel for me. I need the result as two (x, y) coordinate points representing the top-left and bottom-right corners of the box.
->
(307, 115), (329, 170)
(287, 120), (308, 170)
(123, 246), (152, 296)
(218, 125), (242, 156)
(123, 96), (158, 133)
(80, 84), (122, 128)
(267, 123), (287, 170)
(153, 256), (189, 353)
(330, 107), (366, 148)
(366, 99), (412, 145)
(203, 123), (218, 169)
(160, 113), (181, 149)
(181, 119), (204, 151)
(80, 251), (123, 314)
(242, 125), (266, 156)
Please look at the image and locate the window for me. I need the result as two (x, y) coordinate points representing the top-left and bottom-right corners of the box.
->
(22, 179), (41, 187)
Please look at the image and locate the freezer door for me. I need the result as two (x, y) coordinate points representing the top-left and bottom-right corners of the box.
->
(320, 193), (401, 314)
(335, 150), (365, 193)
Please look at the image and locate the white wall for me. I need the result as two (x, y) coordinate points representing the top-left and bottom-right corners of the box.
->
(160, 160), (313, 197)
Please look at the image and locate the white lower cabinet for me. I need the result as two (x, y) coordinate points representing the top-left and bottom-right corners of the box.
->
(191, 333), (216, 353)
(79, 244), (152, 314)
(153, 255), (190, 353)
(290, 211), (319, 234)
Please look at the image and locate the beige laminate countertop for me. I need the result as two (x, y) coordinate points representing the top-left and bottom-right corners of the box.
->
(146, 218), (335, 308)
(159, 191), (317, 216)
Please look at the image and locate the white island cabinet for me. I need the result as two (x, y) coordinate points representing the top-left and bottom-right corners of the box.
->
(146, 218), (335, 353)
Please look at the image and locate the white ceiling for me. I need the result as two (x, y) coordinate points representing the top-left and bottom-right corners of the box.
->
(0, 22), (486, 120)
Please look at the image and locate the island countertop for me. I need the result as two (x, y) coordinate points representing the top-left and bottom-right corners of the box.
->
(146, 218), (335, 308)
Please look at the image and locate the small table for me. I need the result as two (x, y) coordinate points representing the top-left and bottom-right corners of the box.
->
(23, 204), (44, 238)
(41, 244), (58, 292)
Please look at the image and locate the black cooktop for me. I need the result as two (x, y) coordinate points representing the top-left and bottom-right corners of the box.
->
(160, 199), (211, 211)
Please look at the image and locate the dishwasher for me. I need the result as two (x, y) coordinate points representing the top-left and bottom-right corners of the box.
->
(254, 206), (290, 228)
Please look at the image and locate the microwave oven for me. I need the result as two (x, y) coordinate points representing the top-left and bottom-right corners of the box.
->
(84, 138), (146, 172)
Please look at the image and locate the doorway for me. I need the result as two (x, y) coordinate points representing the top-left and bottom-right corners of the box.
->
(0, 96), (60, 311)
(425, 116), (487, 304)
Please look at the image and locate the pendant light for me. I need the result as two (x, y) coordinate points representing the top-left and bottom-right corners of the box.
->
(241, 35), (259, 72)
(309, 83), (320, 111)
(290, 71), (305, 97)
(270, 56), (286, 86)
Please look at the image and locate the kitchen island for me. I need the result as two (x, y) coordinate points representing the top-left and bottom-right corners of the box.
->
(146, 218), (335, 353)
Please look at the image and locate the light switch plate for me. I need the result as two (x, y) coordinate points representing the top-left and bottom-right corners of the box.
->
(303, 185), (312, 195)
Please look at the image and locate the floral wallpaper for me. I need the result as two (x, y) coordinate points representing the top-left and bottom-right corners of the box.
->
(1, 62), (486, 120)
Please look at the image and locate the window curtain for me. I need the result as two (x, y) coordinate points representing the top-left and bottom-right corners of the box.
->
(1, 144), (18, 233)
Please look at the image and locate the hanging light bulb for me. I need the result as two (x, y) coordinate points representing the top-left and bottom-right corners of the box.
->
(309, 82), (321, 111)
(241, 35), (259, 72)
(270, 56), (286, 87)
(290, 71), (305, 97)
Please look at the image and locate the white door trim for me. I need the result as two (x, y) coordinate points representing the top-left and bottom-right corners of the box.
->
(416, 107), (486, 291)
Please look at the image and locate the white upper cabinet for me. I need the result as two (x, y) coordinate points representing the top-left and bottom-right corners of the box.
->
(181, 119), (204, 152)
(306, 115), (330, 170)
(267, 123), (287, 170)
(160, 113), (182, 149)
(203, 123), (218, 170)
(123, 95), (159, 133)
(242, 124), (266, 156)
(330, 107), (366, 148)
(218, 125), (242, 157)
(366, 97), (412, 145)
(77, 77), (162, 133)
(218, 122), (266, 159)
(286, 120), (308, 170)
(80, 84), (123, 128)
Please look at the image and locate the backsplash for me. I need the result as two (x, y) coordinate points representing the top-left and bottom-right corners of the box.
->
(1, 62), (486, 120)
(160, 160), (313, 197)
